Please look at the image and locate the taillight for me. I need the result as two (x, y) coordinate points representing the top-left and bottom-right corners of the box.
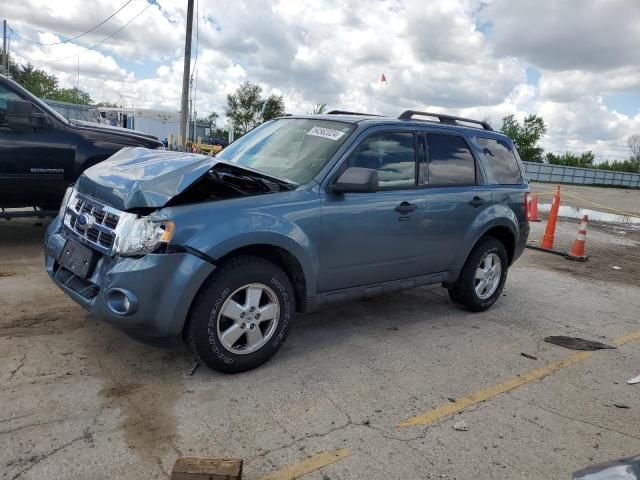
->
(524, 191), (530, 222)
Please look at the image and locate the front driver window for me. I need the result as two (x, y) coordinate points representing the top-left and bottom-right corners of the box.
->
(0, 84), (23, 126)
(346, 132), (416, 189)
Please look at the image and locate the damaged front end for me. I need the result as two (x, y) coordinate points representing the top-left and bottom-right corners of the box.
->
(44, 147), (297, 342)
(62, 147), (295, 257)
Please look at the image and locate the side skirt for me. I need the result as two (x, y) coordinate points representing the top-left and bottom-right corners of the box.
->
(305, 271), (459, 312)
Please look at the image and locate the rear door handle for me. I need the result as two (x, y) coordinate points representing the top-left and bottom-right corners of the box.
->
(468, 196), (486, 208)
(395, 201), (417, 214)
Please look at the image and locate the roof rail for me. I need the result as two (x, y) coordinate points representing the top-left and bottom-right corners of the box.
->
(327, 110), (381, 116)
(398, 110), (493, 131)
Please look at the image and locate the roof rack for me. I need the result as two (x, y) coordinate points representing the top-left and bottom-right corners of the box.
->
(327, 110), (381, 116)
(398, 110), (493, 131)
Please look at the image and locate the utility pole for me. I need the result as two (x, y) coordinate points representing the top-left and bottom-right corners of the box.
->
(3, 20), (7, 75)
(179, 0), (194, 151)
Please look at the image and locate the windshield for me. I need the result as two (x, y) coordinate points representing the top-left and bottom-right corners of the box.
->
(216, 118), (356, 184)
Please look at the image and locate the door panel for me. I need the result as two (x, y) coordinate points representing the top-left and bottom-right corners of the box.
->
(318, 130), (426, 291)
(318, 189), (427, 291)
(417, 132), (493, 273)
(0, 88), (75, 208)
(420, 186), (493, 273)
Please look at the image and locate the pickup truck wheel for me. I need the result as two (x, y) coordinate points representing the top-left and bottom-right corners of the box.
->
(447, 237), (508, 312)
(185, 255), (295, 373)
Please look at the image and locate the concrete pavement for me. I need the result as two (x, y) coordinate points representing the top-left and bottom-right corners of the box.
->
(2, 186), (640, 480)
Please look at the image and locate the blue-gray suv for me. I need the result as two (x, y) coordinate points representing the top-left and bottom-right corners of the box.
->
(45, 110), (530, 373)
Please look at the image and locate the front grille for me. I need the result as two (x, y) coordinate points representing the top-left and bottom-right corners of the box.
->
(64, 192), (122, 255)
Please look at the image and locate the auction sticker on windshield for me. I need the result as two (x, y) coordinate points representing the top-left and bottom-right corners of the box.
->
(306, 126), (346, 141)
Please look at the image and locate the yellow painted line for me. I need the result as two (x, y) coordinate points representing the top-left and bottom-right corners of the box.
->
(259, 448), (351, 480)
(612, 330), (640, 346)
(398, 351), (591, 427)
(398, 330), (640, 428)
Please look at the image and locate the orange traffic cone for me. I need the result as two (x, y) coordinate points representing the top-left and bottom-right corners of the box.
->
(540, 185), (561, 249)
(565, 215), (589, 261)
(528, 194), (541, 222)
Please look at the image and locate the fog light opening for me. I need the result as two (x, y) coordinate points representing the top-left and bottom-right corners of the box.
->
(106, 289), (137, 316)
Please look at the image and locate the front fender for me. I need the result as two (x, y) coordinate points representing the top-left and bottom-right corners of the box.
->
(165, 190), (322, 296)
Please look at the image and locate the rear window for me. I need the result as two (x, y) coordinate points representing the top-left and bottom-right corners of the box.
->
(477, 137), (523, 185)
(426, 133), (476, 185)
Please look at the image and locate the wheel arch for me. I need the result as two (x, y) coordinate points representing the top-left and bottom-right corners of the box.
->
(473, 224), (516, 265)
(482, 225), (516, 264)
(215, 243), (308, 313)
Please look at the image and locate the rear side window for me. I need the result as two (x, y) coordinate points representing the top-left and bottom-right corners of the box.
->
(477, 137), (523, 185)
(425, 133), (475, 185)
(346, 132), (416, 188)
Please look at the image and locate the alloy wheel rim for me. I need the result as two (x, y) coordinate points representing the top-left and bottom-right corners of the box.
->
(216, 283), (280, 355)
(474, 253), (502, 300)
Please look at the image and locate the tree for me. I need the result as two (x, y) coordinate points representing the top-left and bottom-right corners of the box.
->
(95, 101), (119, 108)
(596, 159), (638, 173)
(545, 151), (595, 168)
(225, 81), (265, 134)
(206, 112), (219, 130)
(13, 62), (58, 99)
(628, 134), (640, 172)
(225, 81), (286, 135)
(262, 94), (285, 121)
(50, 87), (93, 104)
(500, 114), (547, 162)
(312, 103), (327, 114)
(3, 57), (94, 105)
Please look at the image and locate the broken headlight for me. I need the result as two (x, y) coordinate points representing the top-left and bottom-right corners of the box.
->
(115, 215), (175, 256)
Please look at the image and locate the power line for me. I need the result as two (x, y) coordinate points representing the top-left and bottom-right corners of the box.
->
(28, 0), (155, 63)
(9, 0), (136, 46)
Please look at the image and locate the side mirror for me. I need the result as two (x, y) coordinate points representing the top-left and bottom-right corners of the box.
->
(7, 99), (36, 131)
(331, 167), (378, 194)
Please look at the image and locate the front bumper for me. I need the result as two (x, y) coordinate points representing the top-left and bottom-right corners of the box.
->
(45, 217), (215, 343)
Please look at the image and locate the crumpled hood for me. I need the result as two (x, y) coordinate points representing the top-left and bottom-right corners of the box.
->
(77, 147), (217, 210)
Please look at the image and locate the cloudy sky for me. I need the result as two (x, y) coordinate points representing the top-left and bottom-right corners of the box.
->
(2, 0), (639, 160)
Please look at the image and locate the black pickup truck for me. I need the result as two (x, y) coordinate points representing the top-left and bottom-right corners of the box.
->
(0, 74), (162, 213)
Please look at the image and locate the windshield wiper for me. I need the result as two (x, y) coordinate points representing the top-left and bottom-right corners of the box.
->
(212, 164), (297, 191)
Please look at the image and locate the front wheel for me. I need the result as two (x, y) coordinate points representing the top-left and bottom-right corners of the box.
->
(185, 255), (295, 373)
(448, 237), (508, 312)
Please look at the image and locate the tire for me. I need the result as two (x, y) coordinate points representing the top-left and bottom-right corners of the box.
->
(185, 255), (295, 373)
(448, 237), (508, 312)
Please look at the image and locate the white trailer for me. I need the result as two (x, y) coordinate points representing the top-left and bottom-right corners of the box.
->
(94, 107), (181, 142)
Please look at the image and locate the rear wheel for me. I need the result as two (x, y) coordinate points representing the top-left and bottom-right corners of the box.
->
(448, 237), (508, 312)
(185, 255), (295, 373)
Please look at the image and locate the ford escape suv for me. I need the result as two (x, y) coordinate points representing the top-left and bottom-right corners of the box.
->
(45, 110), (530, 373)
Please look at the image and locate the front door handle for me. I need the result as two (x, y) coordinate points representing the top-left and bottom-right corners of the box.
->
(468, 196), (486, 208)
(395, 201), (417, 214)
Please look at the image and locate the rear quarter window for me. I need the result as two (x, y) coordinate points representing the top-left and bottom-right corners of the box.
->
(477, 137), (523, 185)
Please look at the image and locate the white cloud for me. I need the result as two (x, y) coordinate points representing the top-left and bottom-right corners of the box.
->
(3, 0), (639, 160)
(539, 67), (640, 103)
(482, 0), (640, 71)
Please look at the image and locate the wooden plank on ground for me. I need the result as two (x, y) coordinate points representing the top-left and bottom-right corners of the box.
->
(171, 457), (243, 480)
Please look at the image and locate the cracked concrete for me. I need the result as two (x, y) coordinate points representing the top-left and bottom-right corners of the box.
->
(2, 184), (640, 479)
